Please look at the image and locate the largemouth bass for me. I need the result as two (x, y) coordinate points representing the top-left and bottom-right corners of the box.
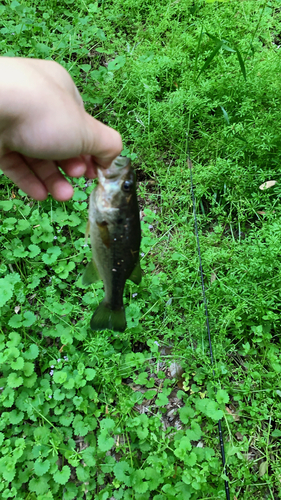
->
(82, 156), (141, 332)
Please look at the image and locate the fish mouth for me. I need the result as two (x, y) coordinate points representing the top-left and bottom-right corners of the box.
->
(101, 156), (131, 180)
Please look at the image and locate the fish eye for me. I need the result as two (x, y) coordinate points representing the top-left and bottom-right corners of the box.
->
(122, 180), (132, 192)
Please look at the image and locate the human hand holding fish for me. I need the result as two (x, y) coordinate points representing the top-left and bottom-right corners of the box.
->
(0, 57), (122, 201)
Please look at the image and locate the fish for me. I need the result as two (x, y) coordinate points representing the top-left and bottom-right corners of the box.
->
(82, 156), (141, 332)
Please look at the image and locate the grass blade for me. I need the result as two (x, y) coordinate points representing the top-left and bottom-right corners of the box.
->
(196, 40), (224, 81)
(193, 26), (204, 82)
(220, 105), (230, 125)
(235, 46), (247, 81)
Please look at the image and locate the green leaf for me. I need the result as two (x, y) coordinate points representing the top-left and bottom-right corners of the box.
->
(34, 459), (50, 476)
(23, 372), (37, 387)
(84, 368), (96, 381)
(73, 190), (87, 201)
(29, 476), (50, 495)
(80, 64), (91, 72)
(23, 344), (39, 360)
(0, 200), (13, 211)
(0, 278), (13, 307)
(100, 418), (115, 431)
(98, 431), (115, 452)
(155, 392), (169, 406)
(0, 433), (4, 446)
(7, 372), (23, 388)
(179, 405), (195, 424)
(23, 362), (35, 377)
(60, 413), (74, 426)
(28, 244), (41, 258)
(53, 389), (65, 401)
(53, 465), (71, 485)
(82, 446), (96, 467)
(107, 55), (126, 71)
(42, 246), (61, 265)
(8, 314), (23, 328)
(185, 451), (197, 466)
(22, 311), (37, 327)
(220, 106), (230, 125)
(11, 356), (24, 370)
(206, 400), (224, 421)
(196, 40), (224, 80)
(216, 389), (229, 405)
(7, 331), (21, 346)
(2, 458), (16, 482)
(131, 469), (148, 493)
(136, 426), (149, 440)
(235, 46), (246, 81)
(9, 409), (24, 425)
(272, 429), (281, 437)
(53, 370), (67, 384)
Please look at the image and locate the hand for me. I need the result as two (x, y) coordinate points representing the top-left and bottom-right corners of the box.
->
(0, 57), (122, 201)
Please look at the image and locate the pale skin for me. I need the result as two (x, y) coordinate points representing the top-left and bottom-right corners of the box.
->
(0, 57), (123, 201)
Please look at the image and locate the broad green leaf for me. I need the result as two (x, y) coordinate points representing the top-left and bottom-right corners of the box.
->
(114, 461), (132, 486)
(82, 447), (96, 467)
(34, 459), (50, 476)
(11, 356), (24, 370)
(22, 311), (37, 327)
(29, 476), (50, 495)
(23, 344), (39, 360)
(179, 405), (195, 424)
(216, 389), (229, 405)
(98, 431), (115, 452)
(7, 372), (23, 388)
(0, 278), (13, 307)
(53, 371), (67, 384)
(28, 244), (41, 258)
(131, 469), (148, 494)
(23, 362), (35, 377)
(107, 55), (126, 71)
(73, 190), (87, 201)
(84, 368), (96, 381)
(8, 314), (23, 328)
(9, 410), (24, 425)
(53, 465), (71, 485)
(100, 418), (115, 431)
(155, 392), (169, 406)
(0, 200), (13, 211)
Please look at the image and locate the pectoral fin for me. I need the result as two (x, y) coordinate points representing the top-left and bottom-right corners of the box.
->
(82, 260), (100, 286)
(128, 260), (142, 285)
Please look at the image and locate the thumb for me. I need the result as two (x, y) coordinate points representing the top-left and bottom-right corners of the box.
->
(82, 112), (123, 168)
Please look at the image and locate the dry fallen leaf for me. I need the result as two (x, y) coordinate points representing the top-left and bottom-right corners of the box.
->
(225, 406), (240, 421)
(211, 272), (217, 283)
(259, 180), (277, 190)
(259, 461), (268, 477)
(235, 432), (244, 441)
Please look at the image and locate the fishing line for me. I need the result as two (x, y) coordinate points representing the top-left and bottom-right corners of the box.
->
(186, 136), (230, 500)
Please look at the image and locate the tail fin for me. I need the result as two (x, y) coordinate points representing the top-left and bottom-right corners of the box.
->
(90, 301), (126, 332)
